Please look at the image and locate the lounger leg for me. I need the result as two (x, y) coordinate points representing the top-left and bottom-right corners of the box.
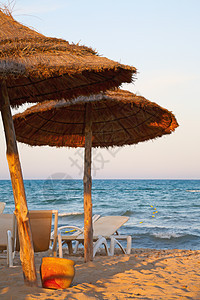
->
(126, 236), (132, 254)
(73, 241), (80, 254)
(110, 236), (132, 255)
(57, 232), (63, 258)
(93, 236), (111, 258)
(67, 241), (73, 255)
(110, 236), (115, 256)
(7, 230), (13, 267)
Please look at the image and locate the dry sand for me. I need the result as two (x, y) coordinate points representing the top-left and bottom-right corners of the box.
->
(0, 248), (200, 299)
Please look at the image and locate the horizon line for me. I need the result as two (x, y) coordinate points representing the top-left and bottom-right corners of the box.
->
(0, 178), (199, 181)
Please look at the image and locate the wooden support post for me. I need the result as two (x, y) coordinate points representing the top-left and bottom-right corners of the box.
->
(83, 103), (93, 262)
(0, 80), (37, 286)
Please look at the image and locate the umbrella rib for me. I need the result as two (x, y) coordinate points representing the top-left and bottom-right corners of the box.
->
(16, 125), (170, 147)
(16, 120), (136, 136)
(8, 72), (122, 102)
(16, 119), (82, 136)
(31, 110), (138, 127)
(33, 103), (141, 126)
(92, 131), (167, 147)
(24, 112), (59, 140)
(38, 105), (153, 125)
(99, 103), (172, 133)
(36, 113), (84, 125)
(17, 110), (169, 136)
(26, 76), (58, 97)
(103, 102), (133, 138)
(97, 108), (143, 124)
(16, 101), (173, 139)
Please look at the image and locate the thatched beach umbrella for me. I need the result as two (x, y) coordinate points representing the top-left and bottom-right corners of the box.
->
(0, 9), (136, 284)
(0, 10), (135, 106)
(13, 89), (178, 262)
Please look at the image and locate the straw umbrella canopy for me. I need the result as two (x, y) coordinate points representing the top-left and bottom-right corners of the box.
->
(13, 89), (178, 262)
(0, 9), (135, 107)
(0, 8), (136, 285)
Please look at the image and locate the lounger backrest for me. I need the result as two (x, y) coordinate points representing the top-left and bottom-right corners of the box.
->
(0, 214), (15, 250)
(16, 210), (53, 252)
(0, 202), (6, 214)
(93, 216), (129, 237)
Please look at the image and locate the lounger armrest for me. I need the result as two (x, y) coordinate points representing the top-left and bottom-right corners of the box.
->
(51, 226), (83, 239)
(92, 214), (101, 223)
(57, 225), (84, 235)
(111, 235), (131, 239)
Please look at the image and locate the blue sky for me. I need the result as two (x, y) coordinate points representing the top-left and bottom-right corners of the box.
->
(0, 0), (200, 179)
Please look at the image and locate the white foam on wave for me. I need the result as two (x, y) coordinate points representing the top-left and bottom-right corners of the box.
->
(152, 232), (183, 239)
(58, 212), (83, 217)
(186, 190), (200, 193)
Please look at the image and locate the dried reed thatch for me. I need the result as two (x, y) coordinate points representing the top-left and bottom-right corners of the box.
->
(0, 9), (136, 107)
(13, 89), (178, 148)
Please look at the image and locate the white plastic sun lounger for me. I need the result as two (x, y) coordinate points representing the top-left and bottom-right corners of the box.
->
(92, 216), (132, 256)
(56, 215), (131, 258)
(51, 214), (100, 257)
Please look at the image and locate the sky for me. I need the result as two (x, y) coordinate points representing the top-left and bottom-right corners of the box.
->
(0, 0), (200, 179)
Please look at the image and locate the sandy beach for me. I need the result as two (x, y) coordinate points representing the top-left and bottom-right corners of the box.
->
(0, 248), (200, 299)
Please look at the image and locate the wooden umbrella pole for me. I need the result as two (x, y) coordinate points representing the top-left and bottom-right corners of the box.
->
(83, 103), (93, 262)
(0, 80), (37, 286)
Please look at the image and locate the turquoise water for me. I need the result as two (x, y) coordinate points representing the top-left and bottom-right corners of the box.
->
(1, 179), (200, 250)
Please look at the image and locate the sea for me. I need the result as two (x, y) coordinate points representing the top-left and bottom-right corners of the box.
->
(1, 179), (200, 250)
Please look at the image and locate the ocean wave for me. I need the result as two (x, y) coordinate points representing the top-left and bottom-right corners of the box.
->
(58, 212), (83, 217)
(151, 232), (183, 239)
(133, 232), (200, 240)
